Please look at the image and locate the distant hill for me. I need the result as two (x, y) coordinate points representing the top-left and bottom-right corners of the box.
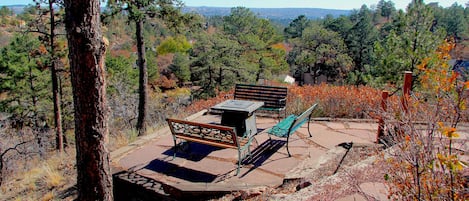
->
(5, 5), (351, 24)
(4, 5), (27, 14)
(183, 6), (351, 20)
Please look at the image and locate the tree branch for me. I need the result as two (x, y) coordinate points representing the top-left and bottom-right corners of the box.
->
(0, 141), (29, 160)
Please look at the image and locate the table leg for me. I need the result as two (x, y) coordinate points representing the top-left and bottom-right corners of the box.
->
(221, 111), (248, 137)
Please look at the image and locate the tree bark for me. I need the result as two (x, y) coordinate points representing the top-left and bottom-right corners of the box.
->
(64, 0), (113, 200)
(136, 18), (148, 136)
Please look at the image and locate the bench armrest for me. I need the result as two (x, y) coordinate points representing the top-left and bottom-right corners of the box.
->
(240, 129), (254, 139)
(278, 98), (286, 104)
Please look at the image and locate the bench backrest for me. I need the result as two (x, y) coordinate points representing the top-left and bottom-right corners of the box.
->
(289, 103), (318, 134)
(166, 118), (239, 148)
(234, 84), (288, 109)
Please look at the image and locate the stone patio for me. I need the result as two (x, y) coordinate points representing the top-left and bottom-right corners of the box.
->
(110, 110), (386, 200)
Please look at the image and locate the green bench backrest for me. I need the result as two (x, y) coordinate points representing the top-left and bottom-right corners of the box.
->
(268, 103), (318, 137)
(290, 103), (318, 133)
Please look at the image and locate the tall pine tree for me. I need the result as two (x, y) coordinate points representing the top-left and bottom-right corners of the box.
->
(372, 0), (444, 86)
(64, 0), (113, 199)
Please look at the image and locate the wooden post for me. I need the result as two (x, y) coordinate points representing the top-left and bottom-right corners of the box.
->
(401, 71), (412, 113)
(377, 91), (389, 143)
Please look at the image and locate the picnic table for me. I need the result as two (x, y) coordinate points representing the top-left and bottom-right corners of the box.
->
(211, 99), (264, 137)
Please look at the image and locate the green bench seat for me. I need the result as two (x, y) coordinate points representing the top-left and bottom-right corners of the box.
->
(267, 103), (318, 156)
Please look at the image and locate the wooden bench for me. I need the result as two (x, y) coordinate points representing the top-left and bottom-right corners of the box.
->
(166, 118), (254, 175)
(267, 103), (318, 156)
(234, 84), (288, 117)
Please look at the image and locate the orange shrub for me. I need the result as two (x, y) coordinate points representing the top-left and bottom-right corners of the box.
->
(184, 89), (234, 114)
(381, 41), (469, 201)
(184, 83), (468, 121)
(185, 84), (388, 119)
(287, 84), (384, 118)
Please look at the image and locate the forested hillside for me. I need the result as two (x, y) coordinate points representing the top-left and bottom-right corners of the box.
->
(0, 0), (468, 200)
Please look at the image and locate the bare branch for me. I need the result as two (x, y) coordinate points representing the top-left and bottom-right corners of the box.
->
(0, 141), (29, 160)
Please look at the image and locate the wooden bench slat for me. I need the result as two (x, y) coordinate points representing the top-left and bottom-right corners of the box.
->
(234, 84), (288, 117)
(235, 90), (287, 98)
(235, 90), (287, 96)
(235, 84), (288, 90)
(174, 134), (238, 149)
(235, 92), (286, 98)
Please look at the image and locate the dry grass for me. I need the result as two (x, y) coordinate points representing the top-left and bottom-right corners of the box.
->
(109, 128), (139, 150)
(44, 166), (63, 189)
(0, 150), (76, 201)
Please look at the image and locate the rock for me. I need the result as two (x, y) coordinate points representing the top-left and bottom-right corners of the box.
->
(296, 181), (312, 191)
(236, 186), (268, 200)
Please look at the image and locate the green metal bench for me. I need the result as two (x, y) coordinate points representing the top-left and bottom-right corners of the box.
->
(234, 84), (288, 118)
(166, 118), (254, 175)
(267, 103), (318, 156)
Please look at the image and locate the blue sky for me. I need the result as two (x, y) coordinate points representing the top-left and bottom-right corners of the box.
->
(0, 0), (467, 10)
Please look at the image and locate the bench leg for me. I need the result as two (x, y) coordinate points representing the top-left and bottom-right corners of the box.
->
(236, 149), (241, 175)
(307, 119), (312, 137)
(172, 138), (190, 160)
(286, 134), (291, 157)
(171, 137), (177, 160)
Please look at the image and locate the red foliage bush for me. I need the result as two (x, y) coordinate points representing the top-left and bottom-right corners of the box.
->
(184, 83), (466, 121)
(185, 84), (388, 119)
(287, 84), (385, 118)
(184, 89), (234, 114)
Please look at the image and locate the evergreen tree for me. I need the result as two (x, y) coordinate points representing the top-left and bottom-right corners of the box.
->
(323, 15), (353, 39)
(377, 0), (396, 20)
(28, 0), (68, 152)
(0, 34), (49, 128)
(0, 6), (13, 17)
(169, 52), (190, 85)
(106, 0), (184, 135)
(222, 7), (287, 83)
(372, 0), (445, 86)
(64, 0), (113, 199)
(284, 15), (309, 39)
(440, 3), (468, 41)
(288, 24), (353, 85)
(190, 32), (244, 98)
(345, 5), (379, 85)
(188, 7), (287, 98)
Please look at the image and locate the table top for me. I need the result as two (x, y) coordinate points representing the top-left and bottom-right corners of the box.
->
(211, 100), (264, 113)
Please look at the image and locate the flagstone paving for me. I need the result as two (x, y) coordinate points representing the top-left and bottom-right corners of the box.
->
(111, 111), (392, 200)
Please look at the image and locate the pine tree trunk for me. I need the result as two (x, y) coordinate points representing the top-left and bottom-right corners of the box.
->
(49, 0), (64, 152)
(64, 0), (113, 200)
(136, 18), (148, 136)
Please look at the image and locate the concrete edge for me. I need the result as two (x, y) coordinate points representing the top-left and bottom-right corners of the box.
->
(312, 117), (379, 123)
(167, 181), (274, 192)
(185, 109), (208, 121)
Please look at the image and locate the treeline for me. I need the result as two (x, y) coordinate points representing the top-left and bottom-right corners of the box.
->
(0, 0), (467, 190)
